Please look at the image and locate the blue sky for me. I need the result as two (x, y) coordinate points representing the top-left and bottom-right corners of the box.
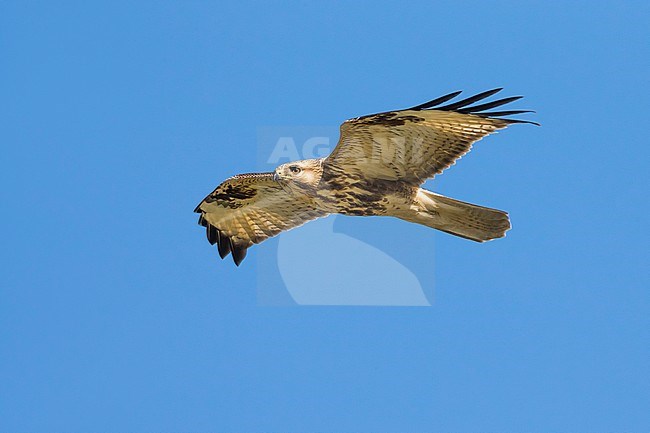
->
(1, 1), (649, 432)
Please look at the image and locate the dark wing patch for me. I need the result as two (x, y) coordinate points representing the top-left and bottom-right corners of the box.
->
(356, 112), (426, 127)
(194, 173), (266, 211)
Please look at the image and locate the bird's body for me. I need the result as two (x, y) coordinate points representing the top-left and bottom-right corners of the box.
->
(195, 89), (536, 265)
(274, 158), (412, 217)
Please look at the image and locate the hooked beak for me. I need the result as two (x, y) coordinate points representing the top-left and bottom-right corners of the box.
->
(273, 172), (280, 182)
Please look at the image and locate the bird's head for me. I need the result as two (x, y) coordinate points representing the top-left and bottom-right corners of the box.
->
(273, 159), (323, 195)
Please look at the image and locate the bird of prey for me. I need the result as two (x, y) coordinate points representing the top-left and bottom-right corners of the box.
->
(195, 88), (537, 265)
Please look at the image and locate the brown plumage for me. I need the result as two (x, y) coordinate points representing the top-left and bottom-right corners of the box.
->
(195, 88), (537, 265)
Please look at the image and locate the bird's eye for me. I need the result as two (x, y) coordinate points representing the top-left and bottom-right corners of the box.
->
(289, 165), (301, 174)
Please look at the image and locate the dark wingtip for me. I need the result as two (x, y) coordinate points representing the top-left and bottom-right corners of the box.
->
(197, 220), (247, 265)
(409, 88), (537, 125)
(457, 96), (523, 114)
(476, 109), (540, 125)
(230, 239), (247, 266)
(217, 232), (231, 259)
(206, 224), (219, 245)
(478, 109), (536, 116)
(504, 119), (541, 126)
(407, 90), (462, 110)
(436, 88), (504, 111)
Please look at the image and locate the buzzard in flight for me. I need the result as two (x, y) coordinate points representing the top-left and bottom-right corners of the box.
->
(195, 88), (537, 265)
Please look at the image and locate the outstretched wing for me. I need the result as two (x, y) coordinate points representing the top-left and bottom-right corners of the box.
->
(194, 173), (328, 265)
(323, 88), (537, 185)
